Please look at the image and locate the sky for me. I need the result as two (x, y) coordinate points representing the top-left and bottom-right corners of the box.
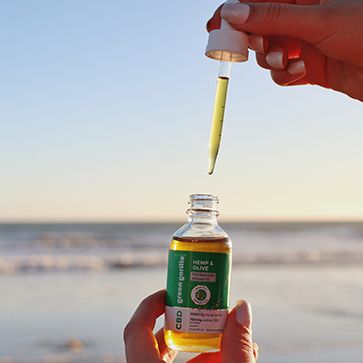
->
(1, 0), (363, 222)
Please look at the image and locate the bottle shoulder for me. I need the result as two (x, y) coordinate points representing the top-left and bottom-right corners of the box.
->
(169, 237), (231, 253)
(173, 222), (230, 239)
(171, 222), (232, 253)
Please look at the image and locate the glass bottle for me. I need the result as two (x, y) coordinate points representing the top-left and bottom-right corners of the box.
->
(164, 194), (232, 352)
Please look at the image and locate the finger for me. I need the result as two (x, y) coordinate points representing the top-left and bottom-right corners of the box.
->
(126, 289), (165, 329)
(265, 46), (288, 70)
(124, 290), (166, 363)
(256, 52), (271, 70)
(249, 34), (269, 54)
(186, 351), (221, 363)
(221, 1), (331, 45)
(299, 43), (329, 87)
(255, 47), (288, 71)
(270, 60), (307, 86)
(221, 300), (255, 363)
(206, 4), (223, 32)
(266, 35), (302, 59)
(155, 328), (178, 363)
(270, 41), (330, 87)
(206, 0), (320, 32)
(241, 0), (320, 4)
(253, 342), (259, 361)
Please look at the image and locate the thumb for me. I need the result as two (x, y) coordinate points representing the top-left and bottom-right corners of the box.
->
(221, 300), (256, 363)
(221, 1), (330, 44)
(124, 290), (169, 363)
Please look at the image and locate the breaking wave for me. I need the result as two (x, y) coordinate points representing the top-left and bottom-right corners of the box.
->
(1, 250), (363, 274)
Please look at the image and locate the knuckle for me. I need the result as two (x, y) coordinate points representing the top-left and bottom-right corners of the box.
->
(255, 53), (270, 69)
(270, 70), (288, 86)
(139, 294), (155, 310)
(123, 320), (138, 342)
(263, 3), (283, 26)
(306, 6), (332, 44)
(229, 331), (254, 349)
(123, 322), (131, 342)
(229, 344), (255, 360)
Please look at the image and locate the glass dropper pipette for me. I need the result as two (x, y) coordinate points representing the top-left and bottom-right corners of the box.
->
(208, 60), (232, 175)
(205, 0), (249, 174)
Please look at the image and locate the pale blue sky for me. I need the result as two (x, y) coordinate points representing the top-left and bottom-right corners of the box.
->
(1, 0), (363, 221)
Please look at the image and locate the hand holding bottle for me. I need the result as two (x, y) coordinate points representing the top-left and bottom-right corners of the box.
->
(207, 0), (363, 102)
(123, 290), (258, 363)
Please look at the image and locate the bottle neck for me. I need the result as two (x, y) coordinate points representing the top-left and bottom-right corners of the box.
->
(187, 210), (218, 225)
(187, 194), (219, 225)
(173, 194), (228, 241)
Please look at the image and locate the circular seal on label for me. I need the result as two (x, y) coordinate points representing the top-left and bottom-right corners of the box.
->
(191, 285), (211, 306)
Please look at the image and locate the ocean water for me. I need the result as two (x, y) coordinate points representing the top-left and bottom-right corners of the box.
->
(2, 222), (363, 273)
(1, 222), (363, 363)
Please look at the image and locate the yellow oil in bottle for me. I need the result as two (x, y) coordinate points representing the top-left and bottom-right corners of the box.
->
(164, 236), (232, 352)
(208, 76), (229, 175)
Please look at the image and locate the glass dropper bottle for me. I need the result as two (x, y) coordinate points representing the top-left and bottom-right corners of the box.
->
(164, 194), (232, 352)
(205, 0), (249, 175)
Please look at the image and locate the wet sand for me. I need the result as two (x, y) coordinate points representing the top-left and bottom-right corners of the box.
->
(1, 265), (363, 363)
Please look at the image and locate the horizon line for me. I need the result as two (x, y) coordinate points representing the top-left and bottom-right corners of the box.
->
(2, 217), (363, 224)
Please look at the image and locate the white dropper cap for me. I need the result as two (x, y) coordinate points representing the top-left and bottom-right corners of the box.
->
(205, 0), (249, 62)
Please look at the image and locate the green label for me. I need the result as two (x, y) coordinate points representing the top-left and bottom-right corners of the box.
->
(166, 250), (231, 309)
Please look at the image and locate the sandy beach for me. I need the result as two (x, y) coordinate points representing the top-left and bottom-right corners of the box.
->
(2, 222), (363, 362)
(1, 264), (363, 363)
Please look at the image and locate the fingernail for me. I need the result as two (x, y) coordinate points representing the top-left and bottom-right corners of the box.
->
(249, 35), (265, 54)
(236, 299), (252, 327)
(266, 51), (285, 69)
(221, 3), (250, 24)
(288, 60), (306, 75)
